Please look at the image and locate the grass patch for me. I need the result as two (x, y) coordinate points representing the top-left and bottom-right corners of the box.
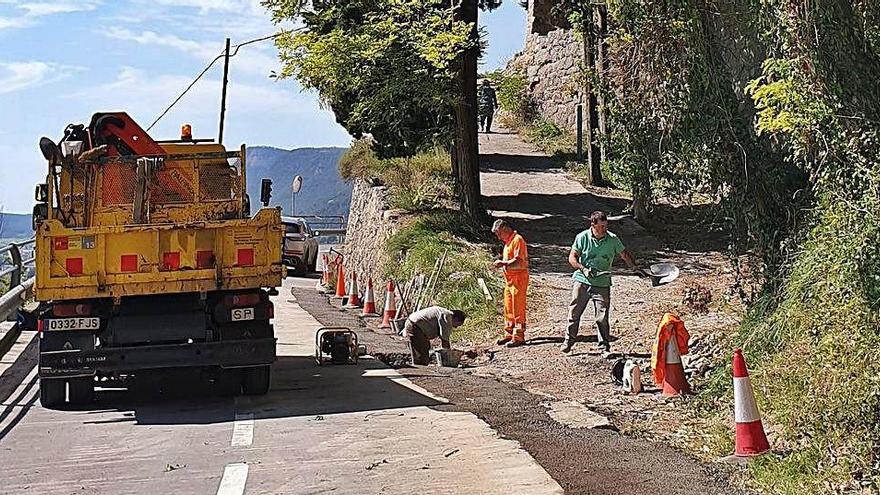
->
(339, 140), (453, 213)
(381, 210), (503, 343)
(690, 196), (880, 494)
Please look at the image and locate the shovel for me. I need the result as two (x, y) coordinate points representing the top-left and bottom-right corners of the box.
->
(642, 263), (680, 286)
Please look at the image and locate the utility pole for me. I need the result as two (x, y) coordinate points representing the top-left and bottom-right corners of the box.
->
(218, 37), (231, 144)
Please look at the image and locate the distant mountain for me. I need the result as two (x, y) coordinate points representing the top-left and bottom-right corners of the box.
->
(246, 146), (351, 217)
(0, 213), (34, 240)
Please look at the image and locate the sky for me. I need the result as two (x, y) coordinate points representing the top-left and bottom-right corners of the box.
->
(0, 1), (526, 214)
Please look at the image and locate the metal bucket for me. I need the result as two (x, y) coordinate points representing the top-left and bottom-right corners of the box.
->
(434, 349), (464, 368)
(391, 318), (408, 336)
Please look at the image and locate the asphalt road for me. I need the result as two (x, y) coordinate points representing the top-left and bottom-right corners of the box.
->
(0, 275), (563, 495)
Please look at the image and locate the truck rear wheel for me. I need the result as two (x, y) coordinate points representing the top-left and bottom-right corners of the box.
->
(242, 365), (270, 395)
(40, 379), (65, 408)
(68, 377), (95, 405)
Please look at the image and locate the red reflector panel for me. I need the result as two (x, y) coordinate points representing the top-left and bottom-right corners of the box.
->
(162, 252), (180, 271)
(120, 254), (138, 273)
(54, 303), (91, 317)
(54, 237), (69, 251)
(230, 293), (261, 307)
(66, 258), (83, 276)
(237, 248), (254, 267)
(196, 250), (214, 269)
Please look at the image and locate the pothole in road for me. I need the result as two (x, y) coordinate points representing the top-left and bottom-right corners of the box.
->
(373, 352), (412, 368)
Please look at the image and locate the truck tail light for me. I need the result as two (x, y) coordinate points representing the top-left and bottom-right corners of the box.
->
(224, 293), (261, 307)
(37, 320), (44, 333)
(54, 303), (92, 317)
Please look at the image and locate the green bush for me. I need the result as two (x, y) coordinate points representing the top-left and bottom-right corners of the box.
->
(339, 141), (453, 212)
(382, 211), (503, 342)
(484, 70), (536, 126)
(695, 195), (880, 493)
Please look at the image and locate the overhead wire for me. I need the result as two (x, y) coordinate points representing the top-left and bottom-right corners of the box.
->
(145, 28), (303, 132)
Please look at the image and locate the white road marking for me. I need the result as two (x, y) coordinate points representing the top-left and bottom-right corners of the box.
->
(216, 463), (249, 495)
(231, 412), (254, 447)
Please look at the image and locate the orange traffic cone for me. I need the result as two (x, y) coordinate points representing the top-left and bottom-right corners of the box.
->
(661, 337), (691, 396)
(378, 280), (397, 329)
(316, 254), (331, 293)
(321, 254), (331, 285)
(362, 278), (379, 316)
(334, 261), (347, 299)
(345, 272), (362, 308)
(733, 349), (770, 456)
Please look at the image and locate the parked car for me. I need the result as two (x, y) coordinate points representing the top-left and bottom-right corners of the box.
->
(282, 216), (320, 275)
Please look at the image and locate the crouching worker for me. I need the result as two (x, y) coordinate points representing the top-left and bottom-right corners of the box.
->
(404, 306), (467, 366)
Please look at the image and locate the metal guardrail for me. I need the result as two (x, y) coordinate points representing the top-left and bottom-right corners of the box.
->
(297, 215), (347, 243)
(0, 238), (36, 322)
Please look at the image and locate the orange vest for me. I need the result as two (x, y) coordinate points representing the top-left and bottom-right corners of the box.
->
(503, 232), (529, 273)
(651, 313), (690, 385)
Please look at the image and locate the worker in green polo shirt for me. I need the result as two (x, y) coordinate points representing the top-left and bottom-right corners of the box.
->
(562, 210), (644, 354)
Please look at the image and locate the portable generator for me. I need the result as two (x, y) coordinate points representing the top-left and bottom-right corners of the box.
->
(315, 327), (359, 365)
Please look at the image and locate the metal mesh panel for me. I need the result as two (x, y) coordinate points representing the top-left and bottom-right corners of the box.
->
(199, 162), (238, 201)
(102, 162), (137, 205)
(151, 165), (195, 204)
(62, 165), (89, 211)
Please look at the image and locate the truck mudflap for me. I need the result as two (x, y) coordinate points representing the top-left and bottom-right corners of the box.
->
(39, 338), (276, 377)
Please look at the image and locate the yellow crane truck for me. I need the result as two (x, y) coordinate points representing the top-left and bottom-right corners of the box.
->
(31, 112), (283, 407)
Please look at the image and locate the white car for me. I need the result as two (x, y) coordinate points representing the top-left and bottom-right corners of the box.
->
(282, 216), (320, 275)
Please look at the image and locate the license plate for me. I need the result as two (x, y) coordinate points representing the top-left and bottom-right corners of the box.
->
(231, 308), (255, 321)
(46, 317), (100, 331)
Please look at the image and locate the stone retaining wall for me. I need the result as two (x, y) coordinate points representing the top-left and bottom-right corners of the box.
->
(342, 180), (403, 287)
(507, 28), (584, 132)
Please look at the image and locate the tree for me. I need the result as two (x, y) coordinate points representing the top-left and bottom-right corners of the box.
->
(264, 0), (500, 221)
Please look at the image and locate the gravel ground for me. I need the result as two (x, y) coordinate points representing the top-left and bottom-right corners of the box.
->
(292, 286), (748, 494)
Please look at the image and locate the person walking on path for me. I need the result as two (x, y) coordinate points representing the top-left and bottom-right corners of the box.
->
(478, 79), (499, 133)
(404, 306), (467, 366)
(562, 211), (643, 354)
(492, 219), (529, 347)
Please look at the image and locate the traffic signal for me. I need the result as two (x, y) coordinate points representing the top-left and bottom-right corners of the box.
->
(260, 178), (273, 207)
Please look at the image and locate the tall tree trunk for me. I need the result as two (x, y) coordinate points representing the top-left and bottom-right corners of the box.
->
(582, 11), (603, 186)
(595, 4), (609, 173)
(452, 0), (484, 221)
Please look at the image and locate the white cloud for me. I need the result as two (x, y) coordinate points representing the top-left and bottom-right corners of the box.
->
(102, 26), (281, 78)
(150, 0), (264, 14)
(0, 61), (80, 94)
(0, 1), (100, 30)
(17, 2), (98, 17)
(104, 27), (216, 58)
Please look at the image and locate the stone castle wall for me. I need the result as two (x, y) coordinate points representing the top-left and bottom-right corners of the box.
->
(508, 1), (584, 132)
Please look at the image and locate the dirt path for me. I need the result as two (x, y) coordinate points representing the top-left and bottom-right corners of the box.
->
(478, 128), (743, 445)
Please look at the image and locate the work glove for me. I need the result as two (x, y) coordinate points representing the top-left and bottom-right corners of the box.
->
(581, 267), (595, 278)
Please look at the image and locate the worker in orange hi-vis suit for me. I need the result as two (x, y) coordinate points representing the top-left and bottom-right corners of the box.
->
(492, 219), (529, 348)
